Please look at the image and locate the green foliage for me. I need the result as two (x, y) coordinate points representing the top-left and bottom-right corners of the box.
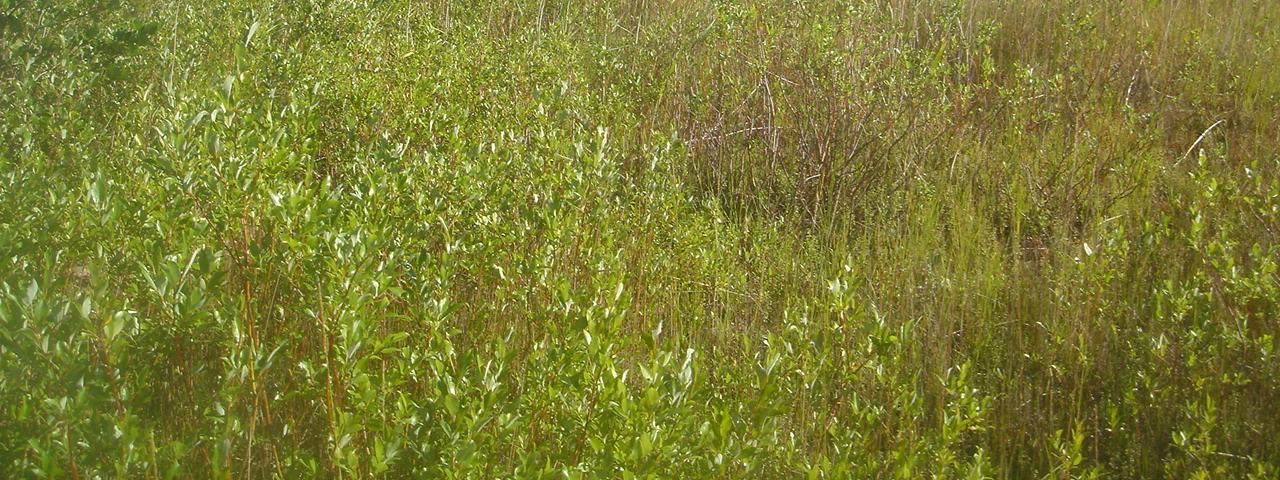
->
(2, 0), (1278, 477)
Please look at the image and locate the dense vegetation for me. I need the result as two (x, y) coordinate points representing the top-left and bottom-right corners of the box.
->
(2, 0), (1279, 477)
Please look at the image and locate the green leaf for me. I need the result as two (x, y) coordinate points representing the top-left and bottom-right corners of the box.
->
(244, 21), (260, 48)
(105, 311), (127, 341)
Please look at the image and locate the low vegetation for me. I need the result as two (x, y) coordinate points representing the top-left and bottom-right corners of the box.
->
(2, 0), (1278, 477)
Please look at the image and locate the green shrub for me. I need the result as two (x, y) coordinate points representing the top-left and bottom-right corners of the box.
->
(2, 0), (1277, 477)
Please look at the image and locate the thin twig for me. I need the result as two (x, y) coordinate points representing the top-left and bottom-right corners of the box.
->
(1177, 119), (1225, 166)
(687, 126), (788, 145)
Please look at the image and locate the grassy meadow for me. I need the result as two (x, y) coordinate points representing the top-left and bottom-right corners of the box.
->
(2, 0), (1279, 477)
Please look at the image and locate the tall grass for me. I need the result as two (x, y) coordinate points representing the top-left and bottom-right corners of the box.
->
(1, 0), (1278, 477)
